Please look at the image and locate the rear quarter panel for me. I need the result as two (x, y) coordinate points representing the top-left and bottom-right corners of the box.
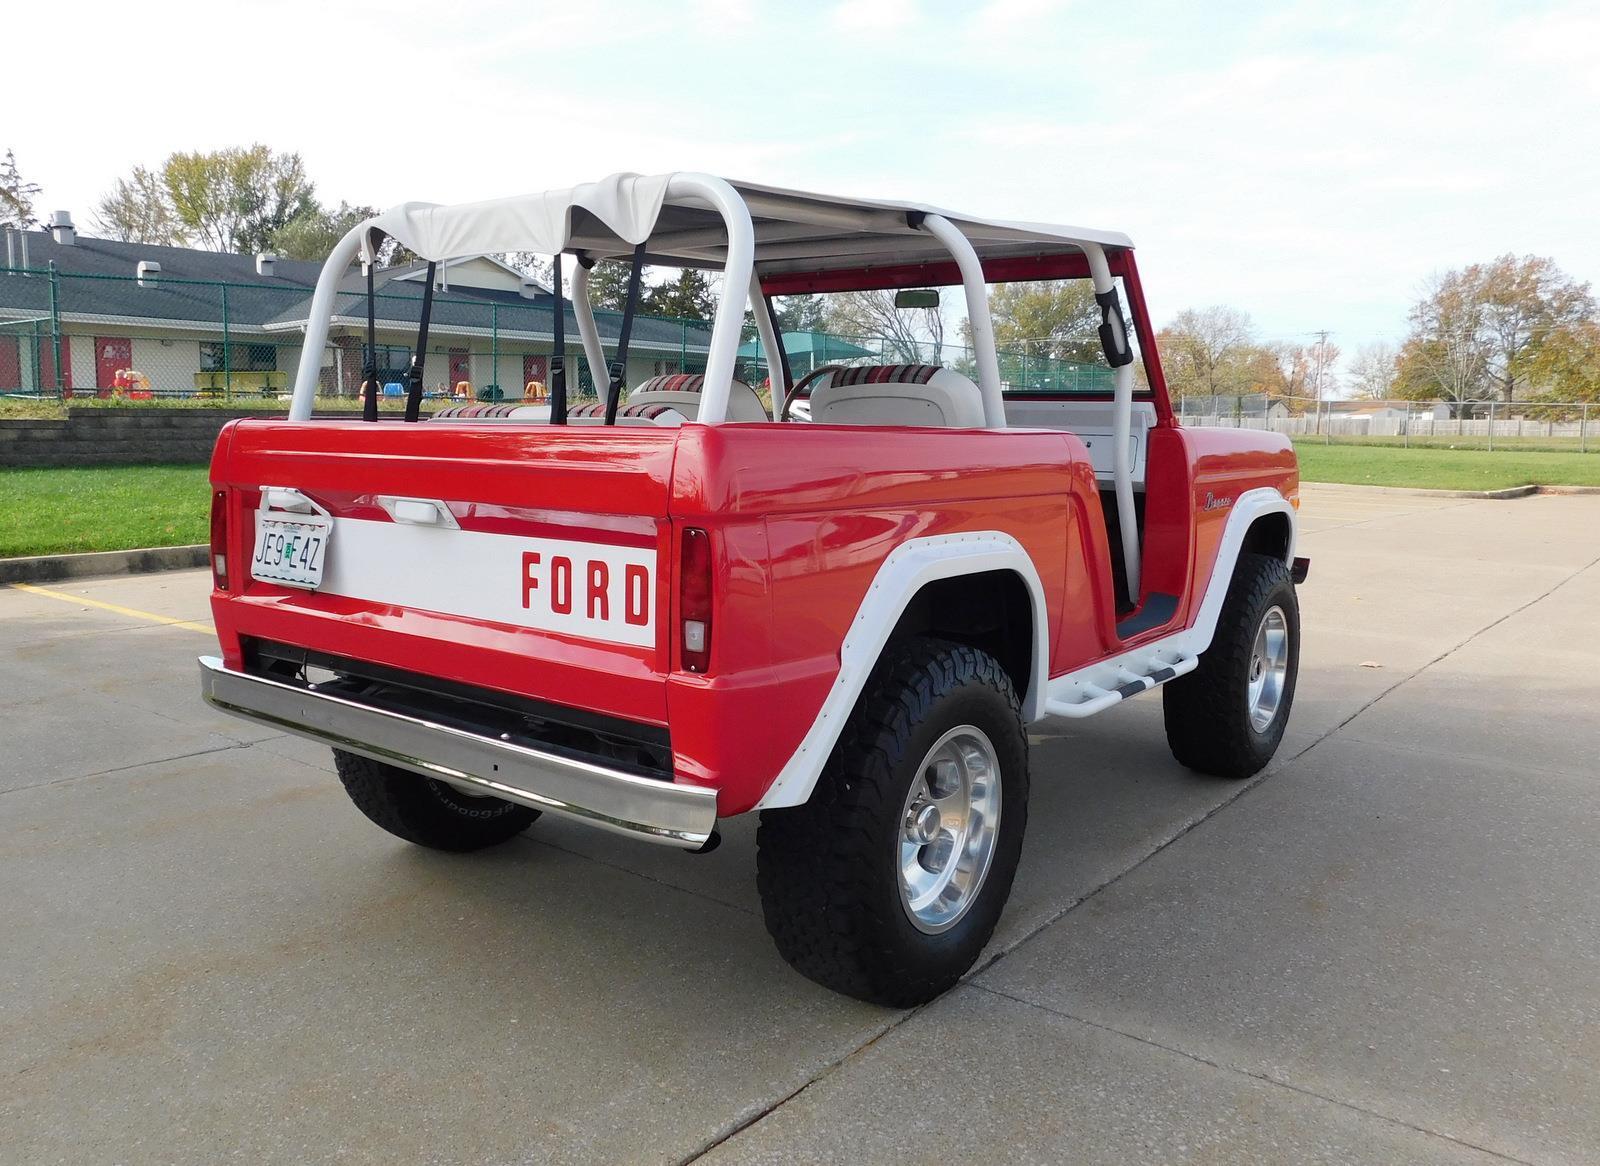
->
(665, 423), (1098, 814)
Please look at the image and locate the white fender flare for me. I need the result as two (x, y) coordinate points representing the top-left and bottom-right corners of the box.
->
(753, 531), (1049, 810)
(1182, 486), (1296, 654)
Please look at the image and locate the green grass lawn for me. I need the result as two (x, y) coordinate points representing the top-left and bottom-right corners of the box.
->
(3, 443), (1596, 560)
(1293, 441), (1600, 490)
(0, 465), (211, 558)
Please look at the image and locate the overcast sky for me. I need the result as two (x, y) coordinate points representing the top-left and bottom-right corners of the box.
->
(8, 0), (1596, 356)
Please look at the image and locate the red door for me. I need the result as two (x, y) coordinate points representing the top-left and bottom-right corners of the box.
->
(96, 337), (133, 395)
(523, 354), (548, 396)
(37, 335), (72, 395)
(449, 348), (470, 390)
(0, 336), (19, 391)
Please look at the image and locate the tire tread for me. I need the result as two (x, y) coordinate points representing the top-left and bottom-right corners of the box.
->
(1163, 552), (1298, 778)
(757, 638), (1028, 1007)
(334, 750), (538, 852)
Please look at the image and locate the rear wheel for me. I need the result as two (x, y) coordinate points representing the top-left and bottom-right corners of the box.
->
(333, 750), (539, 851)
(1163, 552), (1299, 778)
(757, 638), (1029, 1007)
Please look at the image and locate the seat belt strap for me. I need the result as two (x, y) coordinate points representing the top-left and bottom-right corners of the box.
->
(361, 251), (379, 422)
(604, 243), (647, 426)
(550, 252), (567, 425)
(403, 261), (436, 422)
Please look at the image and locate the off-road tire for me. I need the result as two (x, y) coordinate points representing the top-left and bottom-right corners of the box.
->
(756, 638), (1029, 1007)
(333, 750), (539, 851)
(1163, 552), (1299, 778)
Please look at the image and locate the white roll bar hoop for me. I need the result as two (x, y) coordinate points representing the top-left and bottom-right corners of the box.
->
(916, 214), (1007, 428)
(288, 173), (757, 425)
(1082, 242), (1141, 598)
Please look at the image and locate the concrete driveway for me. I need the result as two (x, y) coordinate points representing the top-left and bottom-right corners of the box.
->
(3, 484), (1596, 1165)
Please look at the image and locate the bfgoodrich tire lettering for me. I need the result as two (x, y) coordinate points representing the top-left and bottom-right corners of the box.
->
(756, 638), (1029, 1007)
(1163, 552), (1300, 778)
(334, 750), (540, 851)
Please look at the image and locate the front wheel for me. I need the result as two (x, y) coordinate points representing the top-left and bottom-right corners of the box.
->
(756, 638), (1029, 1007)
(1163, 552), (1300, 778)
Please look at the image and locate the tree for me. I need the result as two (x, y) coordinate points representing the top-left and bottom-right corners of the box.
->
(0, 148), (41, 230)
(828, 289), (944, 362)
(773, 295), (829, 333)
(644, 268), (715, 322)
(1157, 306), (1256, 399)
(498, 252), (554, 287)
(94, 165), (187, 245)
(1520, 318), (1600, 403)
(1245, 338), (1338, 403)
(163, 145), (316, 253)
(271, 201), (377, 261)
(96, 145), (316, 253)
(583, 259), (638, 311)
(1395, 270), (1493, 415)
(1349, 342), (1400, 399)
(1396, 256), (1594, 410)
(1474, 255), (1593, 401)
(987, 279), (1101, 362)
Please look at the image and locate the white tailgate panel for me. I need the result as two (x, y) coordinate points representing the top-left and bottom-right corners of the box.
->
(316, 518), (657, 648)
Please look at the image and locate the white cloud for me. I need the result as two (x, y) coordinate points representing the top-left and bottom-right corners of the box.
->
(9, 0), (1594, 358)
(828, 0), (919, 34)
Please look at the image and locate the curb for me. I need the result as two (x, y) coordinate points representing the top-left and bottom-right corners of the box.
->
(0, 544), (209, 585)
(1303, 482), (1547, 500)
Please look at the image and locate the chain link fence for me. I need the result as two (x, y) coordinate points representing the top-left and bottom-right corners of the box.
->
(0, 268), (718, 408)
(2, 268), (1118, 410)
(1175, 394), (1598, 453)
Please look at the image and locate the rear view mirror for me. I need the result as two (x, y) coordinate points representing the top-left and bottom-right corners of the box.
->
(894, 289), (940, 310)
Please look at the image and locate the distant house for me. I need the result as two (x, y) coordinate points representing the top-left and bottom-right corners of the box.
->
(0, 214), (711, 398)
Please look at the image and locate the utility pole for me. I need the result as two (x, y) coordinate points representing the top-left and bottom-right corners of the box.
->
(1309, 330), (1333, 401)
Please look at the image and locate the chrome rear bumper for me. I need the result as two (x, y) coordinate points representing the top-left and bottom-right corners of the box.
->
(198, 656), (716, 849)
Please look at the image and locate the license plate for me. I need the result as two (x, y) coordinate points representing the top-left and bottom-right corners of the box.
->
(251, 513), (332, 589)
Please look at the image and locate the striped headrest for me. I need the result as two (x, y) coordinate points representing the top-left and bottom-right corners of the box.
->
(828, 364), (942, 387)
(618, 402), (682, 419)
(634, 373), (708, 394)
(432, 402), (519, 418)
(567, 401), (607, 418)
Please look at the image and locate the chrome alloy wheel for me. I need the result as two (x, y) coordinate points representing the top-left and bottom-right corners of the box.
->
(898, 725), (1002, 934)
(1247, 605), (1290, 732)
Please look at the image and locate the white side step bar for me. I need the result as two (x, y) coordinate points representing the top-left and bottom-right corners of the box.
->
(1043, 648), (1200, 719)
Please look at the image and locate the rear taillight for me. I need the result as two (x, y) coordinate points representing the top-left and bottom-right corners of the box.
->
(680, 527), (712, 673)
(210, 490), (229, 590)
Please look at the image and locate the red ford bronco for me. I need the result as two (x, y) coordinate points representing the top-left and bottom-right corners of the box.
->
(200, 173), (1305, 1006)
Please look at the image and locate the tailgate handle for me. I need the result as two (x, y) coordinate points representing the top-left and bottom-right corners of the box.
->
(263, 486), (320, 515)
(378, 496), (460, 529)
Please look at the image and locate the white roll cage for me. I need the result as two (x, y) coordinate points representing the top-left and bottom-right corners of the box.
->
(286, 172), (1142, 592)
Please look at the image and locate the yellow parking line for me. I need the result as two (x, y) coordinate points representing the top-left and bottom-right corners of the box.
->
(9, 582), (215, 634)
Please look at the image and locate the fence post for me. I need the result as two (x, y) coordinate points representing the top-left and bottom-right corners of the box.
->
(221, 283), (232, 398)
(1487, 399), (1495, 452)
(1584, 403), (1590, 455)
(680, 320), (688, 373)
(492, 302), (499, 392)
(48, 261), (64, 396)
(1403, 401), (1410, 448)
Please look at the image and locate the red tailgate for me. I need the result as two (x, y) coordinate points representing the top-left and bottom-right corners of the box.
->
(210, 419), (680, 726)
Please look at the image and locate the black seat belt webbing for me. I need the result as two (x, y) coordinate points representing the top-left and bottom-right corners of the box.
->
(550, 252), (567, 425)
(361, 252), (379, 422)
(762, 293), (793, 399)
(403, 261), (436, 422)
(604, 243), (647, 426)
